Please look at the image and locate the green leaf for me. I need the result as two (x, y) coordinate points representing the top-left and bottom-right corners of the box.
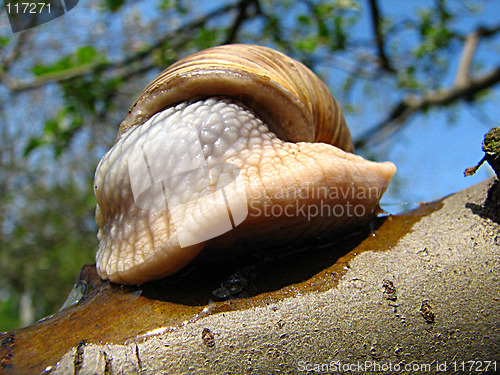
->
(23, 108), (85, 157)
(23, 137), (45, 157)
(75, 46), (100, 65)
(195, 27), (218, 50)
(44, 119), (59, 134)
(104, 0), (125, 12)
(32, 57), (72, 76)
(397, 66), (420, 90)
(295, 37), (318, 53)
(332, 15), (347, 50)
(297, 14), (311, 26)
(0, 37), (10, 48)
(158, 0), (172, 10)
(0, 297), (20, 332)
(32, 46), (106, 77)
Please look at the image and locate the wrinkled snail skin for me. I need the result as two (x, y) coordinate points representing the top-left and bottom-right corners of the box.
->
(94, 44), (397, 285)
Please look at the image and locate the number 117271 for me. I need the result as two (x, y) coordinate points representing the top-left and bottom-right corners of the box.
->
(6, 2), (51, 14)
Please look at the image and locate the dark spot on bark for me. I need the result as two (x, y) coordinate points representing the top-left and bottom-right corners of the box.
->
(202, 328), (215, 347)
(74, 340), (86, 374)
(382, 279), (397, 301)
(420, 300), (435, 324)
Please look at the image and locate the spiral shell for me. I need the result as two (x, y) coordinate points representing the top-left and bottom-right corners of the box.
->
(118, 44), (353, 152)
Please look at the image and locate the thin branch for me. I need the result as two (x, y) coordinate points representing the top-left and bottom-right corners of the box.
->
(1, 2), (239, 92)
(435, 0), (450, 24)
(254, 3), (292, 54)
(366, 0), (395, 73)
(477, 24), (500, 38)
(454, 29), (480, 86)
(454, 24), (500, 87)
(355, 22), (500, 149)
(224, 0), (261, 44)
(1, 30), (33, 68)
(355, 66), (500, 149)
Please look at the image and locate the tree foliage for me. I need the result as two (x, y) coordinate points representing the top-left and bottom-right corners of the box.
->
(0, 0), (499, 330)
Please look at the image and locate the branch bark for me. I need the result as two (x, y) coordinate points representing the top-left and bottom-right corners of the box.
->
(0, 3), (240, 93)
(2, 178), (499, 373)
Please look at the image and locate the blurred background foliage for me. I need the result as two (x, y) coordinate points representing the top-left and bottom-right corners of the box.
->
(0, 0), (499, 330)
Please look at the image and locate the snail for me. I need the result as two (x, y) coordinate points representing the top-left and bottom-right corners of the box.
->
(94, 44), (396, 284)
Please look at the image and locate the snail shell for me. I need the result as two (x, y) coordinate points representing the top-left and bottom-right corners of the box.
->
(94, 44), (396, 284)
(118, 44), (352, 151)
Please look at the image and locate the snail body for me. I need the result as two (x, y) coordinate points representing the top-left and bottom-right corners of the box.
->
(94, 44), (396, 284)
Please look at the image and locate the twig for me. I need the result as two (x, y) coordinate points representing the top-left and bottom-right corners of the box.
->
(455, 24), (500, 87)
(224, 0), (261, 44)
(367, 0), (395, 73)
(355, 66), (500, 148)
(1, 30), (32, 67)
(455, 30), (481, 87)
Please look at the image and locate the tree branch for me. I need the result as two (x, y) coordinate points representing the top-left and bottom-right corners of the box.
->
(355, 23), (500, 149)
(366, 0), (395, 73)
(1, 30), (33, 68)
(455, 24), (500, 87)
(0, 3), (239, 93)
(355, 65), (500, 149)
(224, 0), (261, 44)
(454, 30), (480, 87)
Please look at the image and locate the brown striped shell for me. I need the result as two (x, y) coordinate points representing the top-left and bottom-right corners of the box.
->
(117, 44), (353, 152)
